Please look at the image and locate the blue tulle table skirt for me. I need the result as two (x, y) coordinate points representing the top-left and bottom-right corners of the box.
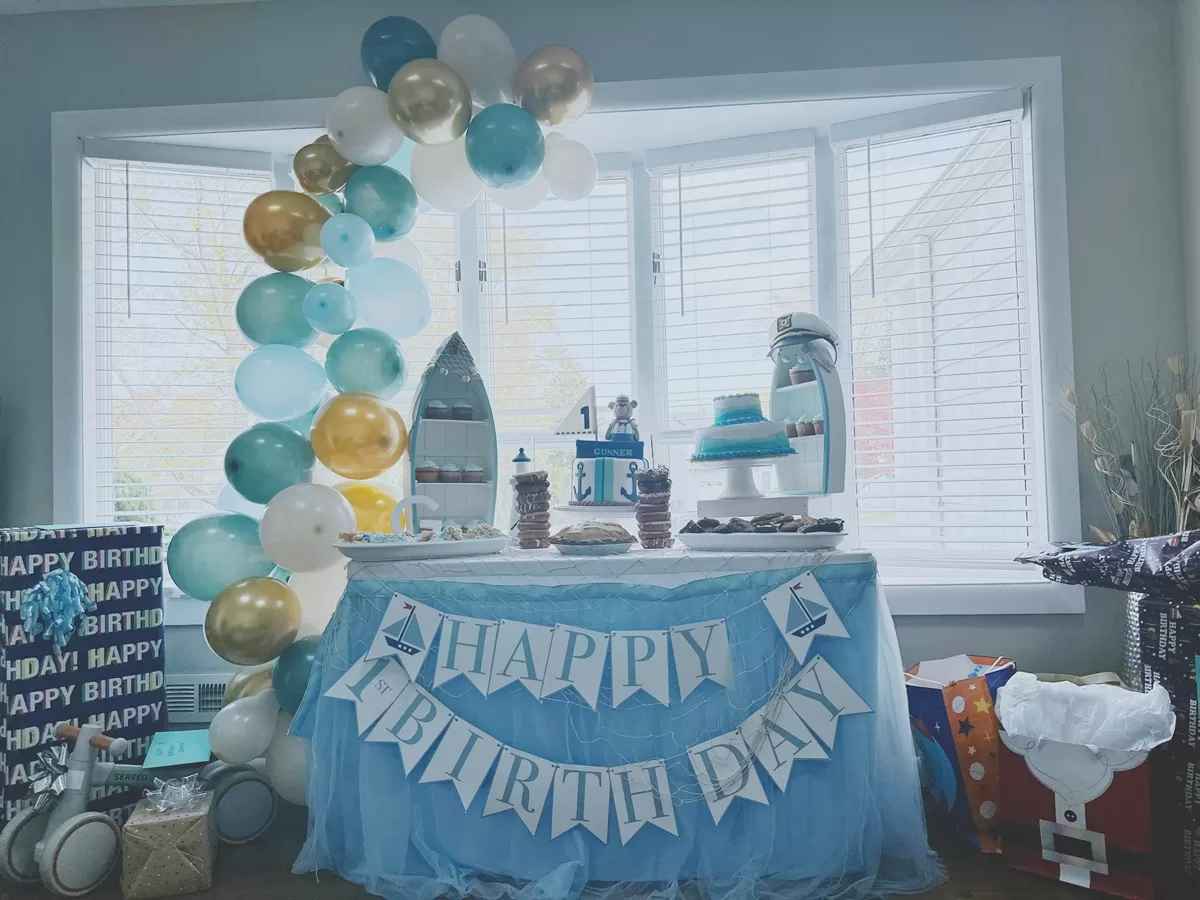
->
(292, 549), (941, 900)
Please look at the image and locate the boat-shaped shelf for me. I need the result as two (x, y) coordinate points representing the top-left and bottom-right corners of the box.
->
(407, 332), (499, 533)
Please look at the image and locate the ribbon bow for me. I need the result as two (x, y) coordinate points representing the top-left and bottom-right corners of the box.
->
(30, 744), (70, 812)
(20, 569), (95, 653)
(143, 774), (207, 813)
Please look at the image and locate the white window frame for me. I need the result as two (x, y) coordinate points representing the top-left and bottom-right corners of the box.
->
(52, 58), (1080, 616)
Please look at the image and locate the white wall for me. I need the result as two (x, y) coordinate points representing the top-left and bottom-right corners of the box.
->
(0, 0), (1185, 674)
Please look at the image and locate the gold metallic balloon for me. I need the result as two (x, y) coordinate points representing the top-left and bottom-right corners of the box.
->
(205, 577), (301, 666)
(514, 45), (594, 127)
(223, 666), (274, 706)
(388, 59), (473, 145)
(243, 190), (331, 273)
(334, 481), (404, 532)
(310, 392), (409, 480)
(293, 141), (359, 194)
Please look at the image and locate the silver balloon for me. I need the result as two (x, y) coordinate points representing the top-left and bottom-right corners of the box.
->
(514, 45), (594, 127)
(387, 59), (473, 146)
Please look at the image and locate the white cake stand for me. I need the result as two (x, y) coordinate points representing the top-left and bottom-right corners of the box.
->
(689, 454), (793, 501)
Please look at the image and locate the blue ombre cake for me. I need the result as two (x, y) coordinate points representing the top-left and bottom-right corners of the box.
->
(691, 393), (795, 461)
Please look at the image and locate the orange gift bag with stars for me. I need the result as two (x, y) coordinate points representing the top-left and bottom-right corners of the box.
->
(904, 654), (1015, 853)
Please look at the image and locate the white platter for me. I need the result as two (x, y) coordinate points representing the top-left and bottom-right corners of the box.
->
(675, 531), (846, 552)
(335, 536), (509, 561)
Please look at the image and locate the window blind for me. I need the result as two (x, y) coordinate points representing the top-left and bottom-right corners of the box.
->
(476, 178), (634, 435)
(650, 151), (815, 432)
(834, 109), (1039, 561)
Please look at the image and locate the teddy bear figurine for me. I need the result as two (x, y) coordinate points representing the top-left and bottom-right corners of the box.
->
(605, 394), (640, 442)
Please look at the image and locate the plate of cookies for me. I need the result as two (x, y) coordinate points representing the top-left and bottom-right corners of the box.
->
(676, 513), (846, 552)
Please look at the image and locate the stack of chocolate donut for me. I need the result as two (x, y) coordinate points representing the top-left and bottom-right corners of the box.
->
(513, 470), (552, 549)
(635, 467), (674, 549)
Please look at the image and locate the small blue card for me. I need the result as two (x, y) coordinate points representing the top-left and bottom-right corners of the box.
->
(143, 730), (212, 769)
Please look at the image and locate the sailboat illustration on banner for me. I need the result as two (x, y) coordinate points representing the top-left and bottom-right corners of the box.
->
(384, 601), (426, 657)
(785, 582), (829, 639)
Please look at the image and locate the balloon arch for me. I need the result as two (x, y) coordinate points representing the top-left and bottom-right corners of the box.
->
(166, 14), (598, 802)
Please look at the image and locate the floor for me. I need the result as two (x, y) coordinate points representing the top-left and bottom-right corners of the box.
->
(18, 808), (1095, 900)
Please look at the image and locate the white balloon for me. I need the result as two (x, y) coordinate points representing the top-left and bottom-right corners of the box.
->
(438, 15), (518, 108)
(209, 689), (279, 765)
(217, 483), (264, 519)
(287, 559), (349, 632)
(489, 172), (550, 212)
(326, 87), (406, 166)
(410, 136), (482, 212)
(543, 138), (598, 201)
(265, 711), (308, 806)
(376, 235), (424, 274)
(260, 483), (355, 573)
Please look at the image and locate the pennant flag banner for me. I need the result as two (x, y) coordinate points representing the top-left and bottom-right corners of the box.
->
(327, 572), (872, 845)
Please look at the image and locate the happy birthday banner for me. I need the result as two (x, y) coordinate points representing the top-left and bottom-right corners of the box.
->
(357, 572), (846, 710)
(325, 572), (870, 837)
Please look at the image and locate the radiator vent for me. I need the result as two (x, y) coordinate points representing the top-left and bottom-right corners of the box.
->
(164, 674), (230, 724)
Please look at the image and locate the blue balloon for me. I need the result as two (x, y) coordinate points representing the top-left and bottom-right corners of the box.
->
(224, 422), (316, 505)
(272, 635), (321, 714)
(314, 193), (345, 215)
(465, 104), (546, 189)
(167, 513), (274, 602)
(303, 283), (357, 335)
(326, 327), (408, 398)
(279, 399), (323, 437)
(236, 273), (317, 348)
(345, 258), (432, 340)
(320, 214), (376, 268)
(386, 142), (415, 179)
(344, 167), (418, 242)
(269, 565), (292, 583)
(235, 345), (327, 421)
(360, 16), (436, 90)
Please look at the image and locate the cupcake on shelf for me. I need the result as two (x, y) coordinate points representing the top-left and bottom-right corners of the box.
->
(463, 463), (485, 483)
(513, 470), (551, 549)
(425, 400), (450, 419)
(789, 364), (816, 385)
(439, 463), (462, 483)
(452, 400), (474, 420)
(415, 460), (440, 483)
(812, 413), (825, 435)
(796, 416), (816, 437)
(785, 418), (799, 439)
(635, 467), (673, 549)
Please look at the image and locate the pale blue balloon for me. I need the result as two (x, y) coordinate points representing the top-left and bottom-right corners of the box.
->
(386, 142), (414, 179)
(315, 193), (345, 215)
(236, 273), (316, 348)
(303, 283), (357, 335)
(166, 513), (274, 602)
(234, 345), (327, 421)
(465, 104), (545, 189)
(344, 166), (418, 242)
(326, 327), (408, 398)
(320, 214), (375, 268)
(345, 258), (432, 340)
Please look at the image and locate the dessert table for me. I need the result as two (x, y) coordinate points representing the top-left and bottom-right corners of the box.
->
(291, 548), (941, 900)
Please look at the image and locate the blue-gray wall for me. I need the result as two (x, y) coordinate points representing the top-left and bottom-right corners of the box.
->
(0, 0), (1183, 674)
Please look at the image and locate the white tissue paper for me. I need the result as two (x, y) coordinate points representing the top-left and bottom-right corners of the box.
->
(995, 672), (1176, 752)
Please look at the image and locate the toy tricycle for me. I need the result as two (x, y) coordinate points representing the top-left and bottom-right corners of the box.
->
(0, 723), (277, 896)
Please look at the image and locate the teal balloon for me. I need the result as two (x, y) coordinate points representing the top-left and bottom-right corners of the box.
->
(269, 565), (292, 583)
(280, 400), (322, 437)
(465, 104), (545, 189)
(320, 214), (375, 268)
(326, 328), (407, 398)
(315, 193), (345, 215)
(360, 16), (436, 90)
(235, 345), (327, 421)
(345, 258), (431, 339)
(272, 635), (321, 714)
(224, 422), (316, 505)
(344, 166), (418, 242)
(167, 513), (273, 602)
(303, 283), (357, 335)
(236, 273), (317, 348)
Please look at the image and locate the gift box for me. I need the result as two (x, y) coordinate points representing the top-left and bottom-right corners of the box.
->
(121, 792), (216, 899)
(904, 654), (1016, 852)
(996, 672), (1176, 898)
(1, 525), (166, 827)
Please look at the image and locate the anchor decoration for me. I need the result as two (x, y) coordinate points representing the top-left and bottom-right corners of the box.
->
(620, 462), (640, 503)
(384, 601), (428, 658)
(573, 461), (592, 503)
